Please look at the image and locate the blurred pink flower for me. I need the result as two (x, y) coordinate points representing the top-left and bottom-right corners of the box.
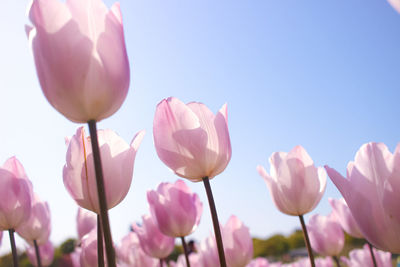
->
(17, 193), (51, 245)
(131, 214), (175, 259)
(247, 257), (282, 267)
(116, 232), (158, 267)
(257, 146), (326, 216)
(0, 157), (33, 230)
(325, 142), (400, 253)
(341, 244), (392, 267)
(63, 127), (144, 213)
(153, 97), (231, 182)
(77, 207), (97, 240)
(198, 234), (220, 267)
(307, 213), (344, 256)
(171, 253), (202, 267)
(27, 240), (54, 267)
(147, 180), (203, 237)
(283, 257), (332, 267)
(221, 215), (253, 267)
(388, 0), (400, 13)
(80, 228), (105, 267)
(27, 0), (130, 123)
(329, 198), (363, 238)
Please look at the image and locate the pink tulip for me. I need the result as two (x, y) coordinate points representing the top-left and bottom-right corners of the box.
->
(70, 247), (82, 267)
(257, 146), (327, 216)
(77, 207), (97, 240)
(198, 234), (220, 267)
(329, 198), (363, 238)
(63, 127), (144, 213)
(325, 142), (400, 253)
(147, 180), (203, 237)
(247, 257), (282, 267)
(116, 232), (158, 267)
(0, 157), (33, 230)
(27, 240), (54, 267)
(341, 244), (392, 267)
(153, 97), (231, 182)
(221, 215), (253, 267)
(16, 193), (51, 245)
(283, 257), (333, 267)
(80, 228), (104, 267)
(172, 253), (202, 267)
(27, 0), (130, 123)
(307, 213), (344, 256)
(131, 214), (175, 259)
(388, 0), (400, 13)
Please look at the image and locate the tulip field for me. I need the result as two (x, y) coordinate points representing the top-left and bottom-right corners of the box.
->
(0, 0), (400, 267)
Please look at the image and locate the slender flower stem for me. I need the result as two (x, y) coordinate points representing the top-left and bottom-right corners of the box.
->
(298, 215), (315, 267)
(367, 242), (378, 267)
(181, 236), (191, 267)
(88, 120), (116, 267)
(202, 177), (227, 267)
(97, 215), (104, 267)
(333, 256), (341, 267)
(33, 240), (42, 267)
(159, 259), (163, 267)
(9, 229), (19, 267)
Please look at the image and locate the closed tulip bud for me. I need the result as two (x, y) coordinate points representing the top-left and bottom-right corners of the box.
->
(116, 232), (158, 267)
(341, 244), (392, 267)
(27, 240), (54, 267)
(307, 213), (344, 256)
(17, 194), (51, 245)
(257, 145), (327, 216)
(198, 234), (220, 267)
(27, 0), (130, 123)
(221, 215), (253, 267)
(77, 207), (97, 240)
(131, 214), (175, 259)
(0, 157), (33, 230)
(63, 127), (144, 213)
(153, 97), (231, 182)
(147, 180), (203, 237)
(325, 142), (400, 253)
(329, 198), (363, 238)
(80, 228), (104, 267)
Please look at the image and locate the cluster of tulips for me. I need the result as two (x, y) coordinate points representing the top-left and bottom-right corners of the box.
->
(1, 0), (399, 266)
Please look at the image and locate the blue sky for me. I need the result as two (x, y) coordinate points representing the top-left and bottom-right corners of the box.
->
(0, 0), (399, 255)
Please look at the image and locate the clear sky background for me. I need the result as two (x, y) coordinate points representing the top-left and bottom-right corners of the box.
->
(1, 0), (400, 255)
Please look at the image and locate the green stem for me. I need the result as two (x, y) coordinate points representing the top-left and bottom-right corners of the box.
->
(202, 177), (227, 267)
(33, 240), (42, 267)
(9, 229), (19, 267)
(333, 255), (341, 267)
(181, 236), (191, 267)
(88, 120), (116, 267)
(298, 215), (315, 267)
(97, 215), (104, 267)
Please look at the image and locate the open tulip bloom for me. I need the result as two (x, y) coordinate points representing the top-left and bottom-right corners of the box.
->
(257, 145), (327, 267)
(325, 142), (400, 254)
(27, 0), (132, 265)
(153, 97), (232, 267)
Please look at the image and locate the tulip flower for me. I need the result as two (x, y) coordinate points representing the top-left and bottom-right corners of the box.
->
(329, 198), (363, 239)
(77, 207), (97, 240)
(246, 258), (282, 267)
(27, 240), (55, 267)
(198, 234), (220, 267)
(153, 97), (231, 181)
(172, 254), (202, 267)
(147, 180), (202, 237)
(220, 215), (253, 267)
(257, 146), (327, 216)
(388, 0), (400, 13)
(284, 257), (333, 267)
(116, 232), (158, 267)
(80, 228), (105, 267)
(63, 127), (144, 213)
(17, 194), (51, 246)
(341, 244), (392, 267)
(153, 97), (231, 266)
(27, 0), (130, 123)
(325, 142), (400, 253)
(257, 145), (326, 267)
(131, 214), (175, 259)
(307, 213), (344, 257)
